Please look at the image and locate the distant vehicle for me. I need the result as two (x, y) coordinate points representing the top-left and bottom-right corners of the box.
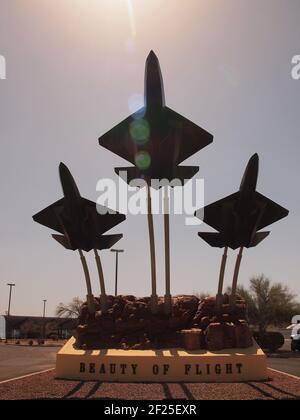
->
(290, 325), (300, 352)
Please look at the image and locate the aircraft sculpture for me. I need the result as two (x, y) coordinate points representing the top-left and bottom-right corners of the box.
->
(195, 154), (289, 309)
(33, 163), (126, 313)
(99, 51), (213, 314)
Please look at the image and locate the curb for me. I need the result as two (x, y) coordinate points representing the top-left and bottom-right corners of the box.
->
(268, 368), (300, 381)
(0, 369), (55, 385)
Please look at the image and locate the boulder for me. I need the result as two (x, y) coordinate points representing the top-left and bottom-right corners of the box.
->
(75, 294), (253, 352)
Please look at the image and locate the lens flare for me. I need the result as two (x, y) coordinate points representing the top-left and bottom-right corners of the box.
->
(128, 93), (144, 115)
(130, 119), (150, 145)
(135, 151), (151, 170)
(127, 0), (136, 37)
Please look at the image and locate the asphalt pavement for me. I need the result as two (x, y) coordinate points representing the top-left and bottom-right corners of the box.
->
(0, 345), (57, 382)
(268, 358), (300, 378)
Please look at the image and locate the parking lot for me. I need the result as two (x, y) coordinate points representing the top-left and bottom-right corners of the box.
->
(0, 344), (57, 382)
(268, 358), (300, 378)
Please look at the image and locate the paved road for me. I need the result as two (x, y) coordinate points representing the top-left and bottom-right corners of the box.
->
(282, 339), (291, 351)
(0, 345), (57, 382)
(267, 338), (300, 378)
(268, 358), (300, 378)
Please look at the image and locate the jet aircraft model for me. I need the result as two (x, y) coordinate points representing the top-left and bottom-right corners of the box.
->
(99, 50), (213, 185)
(195, 154), (289, 308)
(33, 163), (125, 313)
(99, 51), (213, 314)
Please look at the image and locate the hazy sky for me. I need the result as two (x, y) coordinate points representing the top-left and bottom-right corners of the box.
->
(0, 0), (299, 317)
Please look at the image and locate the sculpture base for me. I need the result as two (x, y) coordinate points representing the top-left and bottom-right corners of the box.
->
(56, 337), (268, 383)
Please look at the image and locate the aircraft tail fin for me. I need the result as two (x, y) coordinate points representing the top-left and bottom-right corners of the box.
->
(249, 231), (270, 247)
(198, 232), (227, 248)
(94, 234), (123, 250)
(52, 234), (75, 250)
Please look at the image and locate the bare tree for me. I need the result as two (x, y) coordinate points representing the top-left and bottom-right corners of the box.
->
(56, 297), (83, 319)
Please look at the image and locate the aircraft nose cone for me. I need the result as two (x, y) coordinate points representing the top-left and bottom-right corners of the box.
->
(145, 50), (165, 109)
(59, 162), (72, 180)
(59, 163), (81, 198)
(248, 153), (259, 173)
(250, 153), (259, 164)
(147, 50), (159, 63)
(59, 162), (68, 172)
(240, 153), (259, 192)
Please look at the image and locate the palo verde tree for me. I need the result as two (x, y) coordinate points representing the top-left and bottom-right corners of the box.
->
(227, 275), (300, 333)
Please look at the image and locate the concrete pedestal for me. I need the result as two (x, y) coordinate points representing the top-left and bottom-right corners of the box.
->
(56, 337), (268, 383)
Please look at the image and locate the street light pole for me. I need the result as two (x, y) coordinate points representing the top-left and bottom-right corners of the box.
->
(42, 299), (47, 340)
(43, 300), (47, 318)
(6, 284), (15, 341)
(7, 283), (15, 317)
(111, 249), (124, 296)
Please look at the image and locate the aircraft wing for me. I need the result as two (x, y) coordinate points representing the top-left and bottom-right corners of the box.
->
(83, 198), (126, 235)
(33, 199), (65, 234)
(249, 231), (270, 247)
(99, 106), (213, 167)
(162, 107), (213, 165)
(198, 232), (227, 248)
(195, 192), (239, 232)
(255, 192), (289, 230)
(52, 234), (75, 250)
(99, 109), (145, 165)
(95, 234), (123, 250)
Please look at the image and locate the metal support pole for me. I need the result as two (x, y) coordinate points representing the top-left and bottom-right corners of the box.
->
(43, 300), (47, 318)
(163, 186), (172, 315)
(7, 283), (15, 317)
(115, 251), (119, 296)
(111, 249), (124, 297)
(216, 246), (228, 310)
(42, 300), (47, 340)
(230, 246), (244, 310)
(147, 183), (158, 313)
(94, 249), (108, 312)
(6, 283), (15, 340)
(78, 249), (95, 314)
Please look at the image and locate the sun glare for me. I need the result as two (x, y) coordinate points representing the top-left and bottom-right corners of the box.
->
(87, 0), (137, 38)
(126, 0), (137, 37)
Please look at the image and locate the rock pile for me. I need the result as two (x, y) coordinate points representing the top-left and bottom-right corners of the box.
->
(75, 294), (253, 351)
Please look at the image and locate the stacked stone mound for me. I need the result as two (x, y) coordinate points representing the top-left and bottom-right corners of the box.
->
(75, 294), (253, 351)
